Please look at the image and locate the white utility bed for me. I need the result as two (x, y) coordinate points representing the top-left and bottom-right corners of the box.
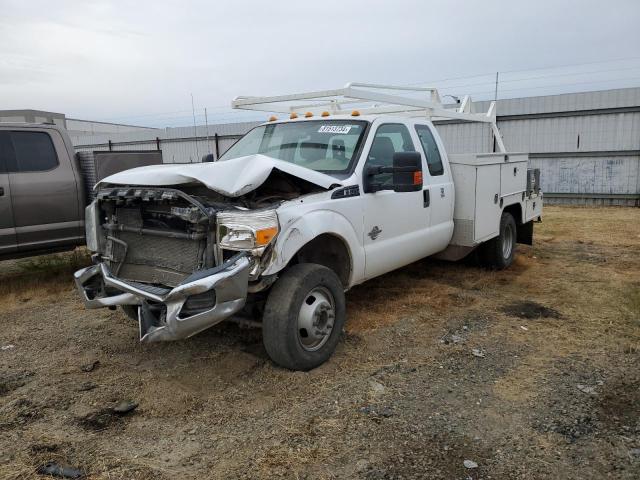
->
(448, 153), (542, 247)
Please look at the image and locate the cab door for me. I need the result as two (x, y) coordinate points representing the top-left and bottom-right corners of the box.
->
(0, 132), (17, 256)
(7, 129), (82, 251)
(361, 122), (431, 279)
(414, 123), (455, 249)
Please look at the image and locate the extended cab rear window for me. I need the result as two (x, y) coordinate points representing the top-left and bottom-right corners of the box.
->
(5, 131), (59, 173)
(415, 125), (444, 176)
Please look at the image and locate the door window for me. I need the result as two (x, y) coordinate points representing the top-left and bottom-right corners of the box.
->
(0, 132), (13, 173)
(7, 131), (58, 172)
(365, 124), (415, 185)
(415, 125), (444, 176)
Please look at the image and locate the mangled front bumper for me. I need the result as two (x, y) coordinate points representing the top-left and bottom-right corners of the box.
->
(74, 253), (250, 342)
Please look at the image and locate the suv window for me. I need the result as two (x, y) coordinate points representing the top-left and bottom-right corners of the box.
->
(365, 124), (415, 185)
(415, 125), (444, 176)
(8, 131), (58, 172)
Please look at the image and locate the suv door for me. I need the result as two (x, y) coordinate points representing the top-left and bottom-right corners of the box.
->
(415, 123), (454, 247)
(7, 129), (82, 252)
(0, 132), (17, 256)
(361, 122), (431, 279)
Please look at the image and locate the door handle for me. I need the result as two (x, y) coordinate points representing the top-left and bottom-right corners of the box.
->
(423, 189), (430, 208)
(0, 187), (4, 196)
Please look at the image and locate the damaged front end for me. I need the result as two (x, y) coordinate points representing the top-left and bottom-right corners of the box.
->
(74, 185), (281, 342)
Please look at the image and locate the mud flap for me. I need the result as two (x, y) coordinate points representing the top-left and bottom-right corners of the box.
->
(517, 220), (534, 245)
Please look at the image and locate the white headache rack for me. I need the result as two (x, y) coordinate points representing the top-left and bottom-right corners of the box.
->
(232, 82), (506, 152)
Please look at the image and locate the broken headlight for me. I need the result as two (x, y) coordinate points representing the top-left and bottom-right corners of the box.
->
(216, 209), (279, 251)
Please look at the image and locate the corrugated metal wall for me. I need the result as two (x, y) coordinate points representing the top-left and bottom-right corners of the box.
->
(73, 122), (259, 163)
(72, 87), (640, 206)
(436, 87), (640, 206)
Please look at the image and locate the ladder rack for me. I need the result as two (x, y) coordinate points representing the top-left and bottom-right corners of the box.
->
(232, 82), (506, 152)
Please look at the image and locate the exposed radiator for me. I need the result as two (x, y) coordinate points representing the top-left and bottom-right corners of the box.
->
(107, 232), (205, 287)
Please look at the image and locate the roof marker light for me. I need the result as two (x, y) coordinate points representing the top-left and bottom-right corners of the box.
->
(268, 115), (277, 122)
(305, 112), (313, 118)
(290, 112), (298, 119)
(321, 111), (330, 117)
(351, 110), (360, 116)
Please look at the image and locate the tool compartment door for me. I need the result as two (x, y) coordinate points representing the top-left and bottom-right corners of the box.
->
(474, 164), (502, 242)
(500, 155), (528, 197)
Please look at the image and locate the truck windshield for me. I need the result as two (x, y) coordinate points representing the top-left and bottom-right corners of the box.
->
(220, 120), (368, 174)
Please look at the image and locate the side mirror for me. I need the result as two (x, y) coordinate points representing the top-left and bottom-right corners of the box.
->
(363, 151), (423, 193)
(392, 152), (422, 192)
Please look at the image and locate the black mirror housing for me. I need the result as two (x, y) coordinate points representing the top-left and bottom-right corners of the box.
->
(363, 152), (423, 193)
(392, 152), (422, 192)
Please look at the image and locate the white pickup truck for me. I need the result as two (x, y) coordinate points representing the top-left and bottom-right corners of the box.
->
(74, 83), (542, 370)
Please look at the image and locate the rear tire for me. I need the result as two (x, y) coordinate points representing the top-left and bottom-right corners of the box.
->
(262, 264), (346, 371)
(480, 211), (517, 269)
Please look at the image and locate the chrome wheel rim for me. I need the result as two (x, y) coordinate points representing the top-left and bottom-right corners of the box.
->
(502, 222), (514, 259)
(297, 286), (335, 352)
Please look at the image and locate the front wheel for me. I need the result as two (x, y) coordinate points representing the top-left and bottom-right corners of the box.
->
(480, 211), (517, 269)
(262, 264), (346, 371)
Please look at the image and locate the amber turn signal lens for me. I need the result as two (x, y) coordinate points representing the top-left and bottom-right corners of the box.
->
(413, 171), (423, 185)
(256, 227), (278, 246)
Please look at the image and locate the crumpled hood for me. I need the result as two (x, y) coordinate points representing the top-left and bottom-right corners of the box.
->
(97, 154), (341, 197)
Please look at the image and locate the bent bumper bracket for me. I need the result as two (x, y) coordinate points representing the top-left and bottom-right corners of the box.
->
(74, 253), (251, 342)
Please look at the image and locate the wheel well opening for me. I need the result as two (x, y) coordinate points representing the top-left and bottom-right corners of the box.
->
(290, 234), (351, 287)
(503, 203), (523, 225)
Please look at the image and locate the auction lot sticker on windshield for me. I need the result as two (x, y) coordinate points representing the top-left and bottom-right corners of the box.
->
(318, 125), (352, 134)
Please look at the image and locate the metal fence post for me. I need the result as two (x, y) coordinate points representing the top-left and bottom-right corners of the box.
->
(214, 133), (220, 160)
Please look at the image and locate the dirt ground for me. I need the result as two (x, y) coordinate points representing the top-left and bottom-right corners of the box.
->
(0, 205), (638, 480)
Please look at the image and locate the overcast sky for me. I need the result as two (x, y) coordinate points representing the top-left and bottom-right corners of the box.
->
(1, 0), (639, 127)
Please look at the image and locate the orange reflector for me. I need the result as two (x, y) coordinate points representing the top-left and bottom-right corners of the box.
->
(290, 112), (298, 119)
(351, 110), (360, 116)
(413, 171), (423, 185)
(268, 115), (277, 122)
(321, 111), (330, 117)
(256, 227), (278, 246)
(305, 111), (313, 118)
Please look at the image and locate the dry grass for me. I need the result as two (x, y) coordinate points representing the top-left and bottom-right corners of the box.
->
(0, 205), (639, 479)
(0, 249), (90, 312)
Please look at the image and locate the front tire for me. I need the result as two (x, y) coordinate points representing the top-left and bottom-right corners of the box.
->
(262, 264), (346, 371)
(481, 211), (517, 269)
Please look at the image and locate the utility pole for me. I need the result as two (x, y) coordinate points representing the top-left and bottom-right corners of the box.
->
(191, 93), (199, 163)
(204, 107), (211, 157)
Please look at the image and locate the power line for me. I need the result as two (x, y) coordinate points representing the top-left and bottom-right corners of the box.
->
(89, 56), (640, 126)
(438, 75), (640, 98)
